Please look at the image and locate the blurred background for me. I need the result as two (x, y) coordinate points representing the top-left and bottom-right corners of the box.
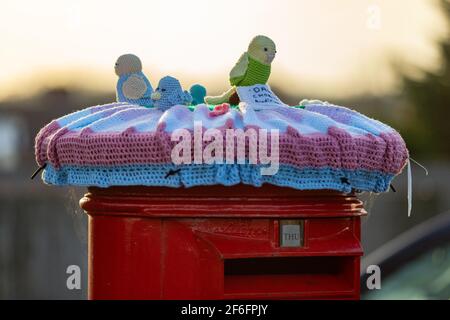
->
(1, 0), (449, 299)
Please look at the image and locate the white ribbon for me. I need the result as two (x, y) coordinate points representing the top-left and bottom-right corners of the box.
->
(407, 157), (429, 217)
(407, 159), (412, 217)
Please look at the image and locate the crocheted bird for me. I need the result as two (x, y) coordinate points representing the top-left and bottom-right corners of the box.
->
(189, 84), (207, 106)
(151, 76), (192, 111)
(115, 54), (153, 107)
(204, 35), (277, 105)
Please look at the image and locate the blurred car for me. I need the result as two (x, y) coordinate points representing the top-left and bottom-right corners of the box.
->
(361, 211), (450, 300)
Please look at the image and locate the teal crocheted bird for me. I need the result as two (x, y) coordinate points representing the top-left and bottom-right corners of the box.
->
(204, 35), (277, 105)
(115, 54), (153, 107)
(189, 84), (207, 105)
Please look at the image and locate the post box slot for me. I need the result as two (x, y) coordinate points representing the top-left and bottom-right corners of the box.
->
(224, 256), (357, 298)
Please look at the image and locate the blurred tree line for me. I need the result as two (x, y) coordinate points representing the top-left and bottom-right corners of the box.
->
(401, 0), (450, 159)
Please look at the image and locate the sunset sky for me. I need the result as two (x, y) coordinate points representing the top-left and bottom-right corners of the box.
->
(0, 0), (446, 100)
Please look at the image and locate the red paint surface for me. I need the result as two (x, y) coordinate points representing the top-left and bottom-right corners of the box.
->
(80, 185), (366, 300)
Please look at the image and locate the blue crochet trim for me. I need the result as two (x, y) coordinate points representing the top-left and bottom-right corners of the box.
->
(43, 164), (394, 193)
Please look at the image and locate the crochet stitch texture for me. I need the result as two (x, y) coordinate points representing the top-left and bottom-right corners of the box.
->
(152, 76), (192, 110)
(230, 56), (271, 87)
(116, 72), (153, 107)
(35, 102), (408, 192)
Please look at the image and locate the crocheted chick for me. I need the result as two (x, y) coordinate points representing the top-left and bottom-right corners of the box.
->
(204, 35), (277, 105)
(151, 76), (192, 111)
(115, 54), (153, 107)
(189, 84), (207, 105)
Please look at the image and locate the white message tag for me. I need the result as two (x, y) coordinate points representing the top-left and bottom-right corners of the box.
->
(236, 84), (287, 111)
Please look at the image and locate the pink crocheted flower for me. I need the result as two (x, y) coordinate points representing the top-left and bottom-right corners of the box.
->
(210, 103), (230, 117)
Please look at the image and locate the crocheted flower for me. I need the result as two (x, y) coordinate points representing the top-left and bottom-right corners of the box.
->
(210, 103), (230, 117)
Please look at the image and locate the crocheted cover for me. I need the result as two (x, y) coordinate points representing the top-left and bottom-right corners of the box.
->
(34, 102), (408, 192)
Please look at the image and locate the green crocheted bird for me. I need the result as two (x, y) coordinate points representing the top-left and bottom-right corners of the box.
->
(204, 35), (277, 105)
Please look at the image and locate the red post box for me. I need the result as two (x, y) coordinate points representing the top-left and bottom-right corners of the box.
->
(80, 185), (366, 300)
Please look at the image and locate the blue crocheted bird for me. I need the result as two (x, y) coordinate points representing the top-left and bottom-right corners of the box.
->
(151, 76), (192, 111)
(115, 54), (153, 107)
(189, 84), (207, 105)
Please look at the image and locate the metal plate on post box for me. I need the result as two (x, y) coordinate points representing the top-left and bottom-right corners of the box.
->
(280, 220), (304, 247)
